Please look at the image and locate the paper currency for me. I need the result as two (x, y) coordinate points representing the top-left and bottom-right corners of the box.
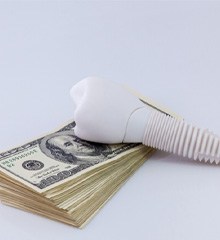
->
(0, 120), (154, 227)
(0, 85), (178, 227)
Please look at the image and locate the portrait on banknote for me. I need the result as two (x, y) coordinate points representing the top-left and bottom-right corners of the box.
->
(40, 130), (112, 165)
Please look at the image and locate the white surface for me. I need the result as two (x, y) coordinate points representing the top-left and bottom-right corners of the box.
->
(1, 1), (220, 240)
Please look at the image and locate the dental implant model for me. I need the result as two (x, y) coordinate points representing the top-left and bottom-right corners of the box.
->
(71, 77), (220, 164)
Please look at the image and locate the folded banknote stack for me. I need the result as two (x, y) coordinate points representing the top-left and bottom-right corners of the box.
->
(0, 91), (177, 228)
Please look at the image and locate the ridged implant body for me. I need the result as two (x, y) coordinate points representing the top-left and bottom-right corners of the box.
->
(143, 110), (220, 164)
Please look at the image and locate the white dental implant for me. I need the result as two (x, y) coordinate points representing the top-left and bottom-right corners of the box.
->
(70, 77), (220, 164)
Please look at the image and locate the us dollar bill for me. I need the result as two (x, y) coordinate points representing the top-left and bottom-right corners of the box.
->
(0, 121), (140, 193)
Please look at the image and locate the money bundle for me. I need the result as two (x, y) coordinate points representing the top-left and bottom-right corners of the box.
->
(0, 120), (155, 228)
(0, 87), (178, 228)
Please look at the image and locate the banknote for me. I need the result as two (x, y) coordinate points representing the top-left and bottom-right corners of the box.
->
(0, 121), (140, 193)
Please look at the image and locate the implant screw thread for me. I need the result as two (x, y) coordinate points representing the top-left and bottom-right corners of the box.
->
(142, 110), (220, 164)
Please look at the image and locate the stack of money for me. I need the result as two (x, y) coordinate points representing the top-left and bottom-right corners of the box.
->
(0, 120), (154, 228)
(0, 90), (178, 228)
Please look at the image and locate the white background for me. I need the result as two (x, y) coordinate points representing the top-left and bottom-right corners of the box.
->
(1, 1), (220, 240)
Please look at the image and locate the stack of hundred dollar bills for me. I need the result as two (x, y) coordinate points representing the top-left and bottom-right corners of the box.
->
(0, 92), (178, 228)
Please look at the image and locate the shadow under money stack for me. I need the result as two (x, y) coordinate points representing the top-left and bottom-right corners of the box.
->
(0, 121), (154, 228)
